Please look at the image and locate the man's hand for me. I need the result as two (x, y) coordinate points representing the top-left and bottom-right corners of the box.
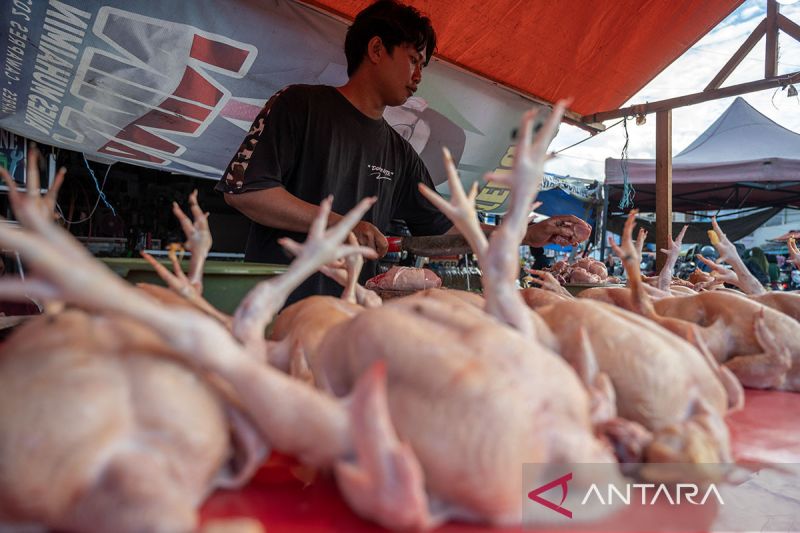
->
(788, 237), (799, 268)
(352, 220), (388, 258)
(523, 215), (592, 248)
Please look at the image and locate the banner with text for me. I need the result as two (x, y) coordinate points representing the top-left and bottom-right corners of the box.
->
(0, 0), (556, 211)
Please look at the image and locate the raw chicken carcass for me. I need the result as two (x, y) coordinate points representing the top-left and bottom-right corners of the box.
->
(313, 285), (614, 524)
(0, 311), (236, 532)
(268, 233), (379, 379)
(524, 224), (738, 466)
(0, 154), (272, 532)
(693, 224), (800, 322)
(0, 110), (617, 531)
(569, 266), (601, 284)
(269, 295), (363, 381)
(574, 257), (608, 279)
(747, 292), (800, 323)
(313, 104), (618, 527)
(534, 257), (613, 296)
(548, 258), (609, 285)
(610, 211), (800, 392)
(365, 266), (441, 291)
(532, 299), (740, 464)
(586, 260), (608, 278)
(551, 259), (569, 277)
(0, 153), (386, 531)
(520, 286), (572, 309)
(689, 268), (715, 285)
(572, 220), (593, 243)
(653, 293), (800, 391)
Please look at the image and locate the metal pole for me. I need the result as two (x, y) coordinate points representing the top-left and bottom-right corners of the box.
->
(600, 184), (609, 261)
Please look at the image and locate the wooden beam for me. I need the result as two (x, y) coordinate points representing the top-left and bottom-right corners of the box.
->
(778, 13), (800, 43)
(583, 71), (800, 123)
(655, 110), (672, 273)
(766, 0), (779, 78)
(600, 184), (610, 261)
(705, 19), (766, 90)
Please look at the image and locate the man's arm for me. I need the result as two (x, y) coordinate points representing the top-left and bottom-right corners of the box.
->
(444, 214), (591, 248)
(225, 187), (389, 257)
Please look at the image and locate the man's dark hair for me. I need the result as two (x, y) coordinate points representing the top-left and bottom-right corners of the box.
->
(344, 0), (436, 77)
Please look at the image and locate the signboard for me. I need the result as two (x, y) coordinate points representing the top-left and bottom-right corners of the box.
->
(0, 0), (564, 212)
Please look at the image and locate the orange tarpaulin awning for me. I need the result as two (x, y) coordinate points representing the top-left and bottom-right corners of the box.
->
(303, 0), (743, 121)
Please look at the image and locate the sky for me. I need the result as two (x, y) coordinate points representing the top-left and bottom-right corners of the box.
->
(545, 0), (800, 181)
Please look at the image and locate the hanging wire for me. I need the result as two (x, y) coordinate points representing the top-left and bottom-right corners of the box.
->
(771, 86), (781, 110)
(82, 154), (116, 216)
(56, 157), (115, 224)
(617, 117), (635, 209)
(553, 118), (625, 154)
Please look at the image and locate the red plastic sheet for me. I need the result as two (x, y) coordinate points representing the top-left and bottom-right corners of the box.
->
(200, 390), (800, 532)
(301, 0), (743, 117)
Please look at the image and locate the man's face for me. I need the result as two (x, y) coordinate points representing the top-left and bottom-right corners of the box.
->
(378, 42), (424, 107)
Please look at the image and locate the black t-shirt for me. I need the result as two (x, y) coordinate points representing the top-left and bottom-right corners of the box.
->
(216, 84), (452, 305)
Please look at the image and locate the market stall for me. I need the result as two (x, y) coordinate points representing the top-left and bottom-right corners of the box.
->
(1, 1), (800, 533)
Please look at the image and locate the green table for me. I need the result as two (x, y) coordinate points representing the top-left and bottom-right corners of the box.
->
(100, 258), (287, 315)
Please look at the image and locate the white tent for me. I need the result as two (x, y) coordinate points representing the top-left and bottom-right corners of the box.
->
(605, 97), (800, 212)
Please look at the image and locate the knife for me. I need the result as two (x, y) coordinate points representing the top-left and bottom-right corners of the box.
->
(386, 235), (472, 257)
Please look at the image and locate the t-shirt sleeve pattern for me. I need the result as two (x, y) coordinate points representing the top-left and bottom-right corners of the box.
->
(216, 87), (298, 194)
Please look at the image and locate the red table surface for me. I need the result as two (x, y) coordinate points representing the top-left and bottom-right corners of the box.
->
(200, 390), (800, 532)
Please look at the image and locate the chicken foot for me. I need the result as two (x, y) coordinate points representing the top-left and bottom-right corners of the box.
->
(608, 210), (660, 319)
(657, 225), (688, 291)
(140, 247), (233, 328)
(707, 217), (765, 295)
(334, 362), (435, 530)
(526, 269), (573, 299)
(420, 103), (567, 338)
(300, 233), (381, 308)
(175, 190), (212, 293)
(138, 190), (232, 325)
(789, 237), (799, 269)
(232, 195), (377, 353)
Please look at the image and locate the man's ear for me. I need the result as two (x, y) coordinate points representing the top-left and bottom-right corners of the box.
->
(366, 35), (384, 65)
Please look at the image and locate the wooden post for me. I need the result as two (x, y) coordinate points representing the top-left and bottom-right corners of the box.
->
(655, 110), (672, 272)
(766, 0), (779, 78)
(599, 184), (610, 262)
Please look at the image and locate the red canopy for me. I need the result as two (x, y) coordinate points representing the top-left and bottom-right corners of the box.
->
(303, 0), (743, 119)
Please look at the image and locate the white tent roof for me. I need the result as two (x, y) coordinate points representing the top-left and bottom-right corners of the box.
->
(606, 97), (800, 185)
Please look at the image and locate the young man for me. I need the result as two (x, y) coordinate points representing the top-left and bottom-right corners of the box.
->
(218, 0), (589, 305)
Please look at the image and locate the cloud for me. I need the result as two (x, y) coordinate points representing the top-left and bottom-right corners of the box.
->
(548, 0), (800, 182)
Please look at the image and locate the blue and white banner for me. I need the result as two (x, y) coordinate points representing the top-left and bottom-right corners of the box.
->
(0, 0), (586, 212)
(0, 128), (25, 185)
